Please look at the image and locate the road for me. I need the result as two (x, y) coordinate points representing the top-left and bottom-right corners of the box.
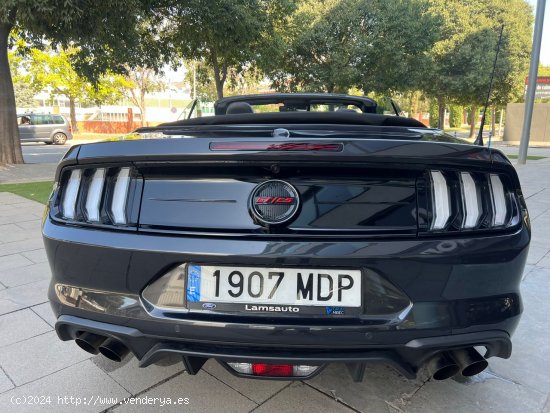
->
(21, 143), (71, 164)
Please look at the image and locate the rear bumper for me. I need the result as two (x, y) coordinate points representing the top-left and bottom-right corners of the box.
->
(43, 218), (529, 377)
(55, 314), (512, 379)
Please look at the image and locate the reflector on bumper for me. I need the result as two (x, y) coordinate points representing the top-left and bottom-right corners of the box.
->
(226, 362), (319, 378)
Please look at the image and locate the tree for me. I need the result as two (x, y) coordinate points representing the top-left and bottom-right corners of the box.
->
(424, 0), (532, 133)
(164, 0), (294, 99)
(0, 1), (160, 165)
(183, 60), (266, 102)
(268, 0), (440, 95)
(539, 64), (550, 77)
(123, 66), (165, 127)
(13, 82), (35, 108)
(268, 0), (360, 93)
(449, 105), (463, 128)
(9, 51), (37, 109)
(27, 48), (127, 132)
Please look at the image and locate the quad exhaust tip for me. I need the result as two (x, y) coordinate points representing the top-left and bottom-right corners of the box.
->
(427, 348), (488, 380)
(74, 332), (130, 362)
(98, 337), (130, 362)
(427, 352), (460, 380)
(75, 332), (106, 355)
(451, 347), (489, 377)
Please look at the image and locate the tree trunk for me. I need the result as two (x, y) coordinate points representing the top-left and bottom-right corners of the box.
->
(437, 96), (445, 130)
(140, 91), (146, 127)
(469, 105), (477, 139)
(411, 91), (419, 117)
(211, 50), (226, 99)
(69, 96), (79, 133)
(491, 105), (496, 137)
(0, 21), (24, 165)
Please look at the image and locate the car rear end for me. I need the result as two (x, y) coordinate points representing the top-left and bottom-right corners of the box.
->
(49, 115), (73, 144)
(43, 135), (530, 381)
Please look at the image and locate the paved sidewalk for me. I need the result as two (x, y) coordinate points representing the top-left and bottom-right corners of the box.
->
(0, 152), (549, 412)
(0, 163), (58, 184)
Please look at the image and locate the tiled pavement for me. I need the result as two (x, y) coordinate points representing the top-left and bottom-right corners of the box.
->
(1, 149), (550, 412)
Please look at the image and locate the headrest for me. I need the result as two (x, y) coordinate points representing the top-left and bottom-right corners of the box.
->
(226, 102), (254, 115)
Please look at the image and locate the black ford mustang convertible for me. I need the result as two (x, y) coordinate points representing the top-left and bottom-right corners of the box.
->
(44, 93), (530, 381)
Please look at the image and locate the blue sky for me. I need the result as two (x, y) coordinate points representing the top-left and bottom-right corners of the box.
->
(527, 0), (549, 66)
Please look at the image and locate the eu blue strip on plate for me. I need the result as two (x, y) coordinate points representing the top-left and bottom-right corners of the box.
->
(187, 265), (201, 303)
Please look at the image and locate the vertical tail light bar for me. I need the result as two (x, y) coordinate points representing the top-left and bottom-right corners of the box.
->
(460, 172), (481, 229)
(489, 174), (507, 226)
(429, 171), (451, 230)
(84, 168), (106, 222)
(61, 169), (82, 219)
(111, 168), (131, 225)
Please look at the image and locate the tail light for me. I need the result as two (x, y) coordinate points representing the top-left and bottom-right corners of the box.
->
(226, 362), (319, 378)
(51, 166), (141, 228)
(424, 170), (521, 233)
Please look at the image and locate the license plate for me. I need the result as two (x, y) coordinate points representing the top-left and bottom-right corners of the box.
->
(186, 265), (362, 315)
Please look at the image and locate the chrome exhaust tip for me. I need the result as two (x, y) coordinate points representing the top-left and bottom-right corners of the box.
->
(98, 337), (130, 362)
(426, 352), (460, 380)
(451, 348), (488, 377)
(75, 332), (107, 355)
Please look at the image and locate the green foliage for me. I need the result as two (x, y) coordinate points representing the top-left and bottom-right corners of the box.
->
(423, 0), (533, 107)
(165, 0), (294, 98)
(539, 65), (550, 77)
(9, 50), (37, 108)
(13, 81), (35, 108)
(24, 47), (129, 131)
(184, 60), (267, 102)
(122, 66), (165, 125)
(0, 0), (163, 164)
(268, 0), (439, 94)
(184, 61), (225, 102)
(1, 1), (161, 81)
(28, 48), (128, 105)
(449, 105), (463, 128)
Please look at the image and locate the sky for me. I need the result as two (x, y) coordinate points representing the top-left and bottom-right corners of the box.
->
(527, 0), (550, 66)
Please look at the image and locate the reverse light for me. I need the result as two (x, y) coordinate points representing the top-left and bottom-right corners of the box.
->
(61, 169), (82, 219)
(460, 172), (481, 229)
(111, 168), (131, 224)
(489, 174), (507, 226)
(429, 170), (451, 230)
(227, 362), (253, 375)
(226, 362), (319, 378)
(84, 168), (106, 222)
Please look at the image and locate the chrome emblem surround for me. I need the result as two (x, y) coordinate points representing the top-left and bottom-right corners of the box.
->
(249, 180), (300, 226)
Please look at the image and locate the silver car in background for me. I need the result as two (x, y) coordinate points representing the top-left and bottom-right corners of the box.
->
(17, 113), (73, 145)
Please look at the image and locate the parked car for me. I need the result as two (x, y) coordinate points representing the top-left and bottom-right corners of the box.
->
(44, 93), (529, 382)
(17, 113), (73, 145)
